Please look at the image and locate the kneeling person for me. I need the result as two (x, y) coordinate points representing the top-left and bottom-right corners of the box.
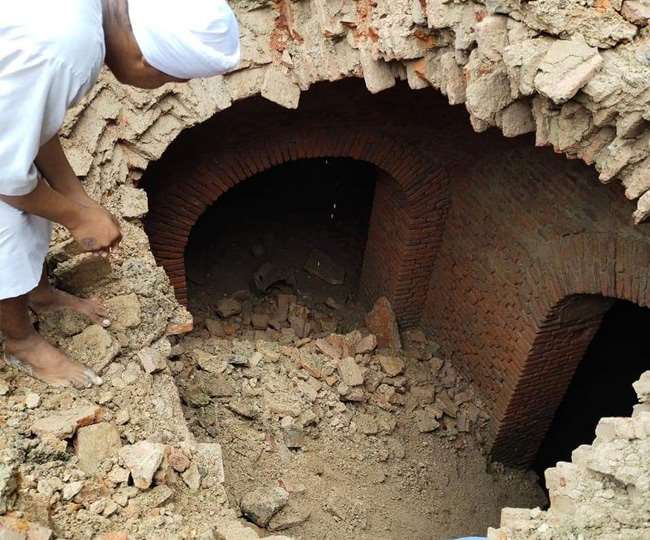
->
(0, 0), (240, 387)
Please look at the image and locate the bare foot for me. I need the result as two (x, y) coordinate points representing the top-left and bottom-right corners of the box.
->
(4, 333), (102, 388)
(29, 287), (111, 328)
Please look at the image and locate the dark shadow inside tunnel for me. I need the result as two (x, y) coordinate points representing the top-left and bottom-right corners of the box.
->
(183, 157), (377, 319)
(533, 299), (650, 487)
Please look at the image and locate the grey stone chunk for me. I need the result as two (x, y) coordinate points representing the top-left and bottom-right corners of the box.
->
(440, 51), (466, 105)
(534, 39), (603, 104)
(31, 406), (101, 440)
(465, 58), (515, 122)
(105, 293), (142, 331)
(355, 413), (379, 435)
(503, 37), (553, 97)
(241, 486), (289, 528)
(524, 0), (637, 48)
(119, 441), (165, 490)
(75, 422), (122, 475)
(69, 325), (120, 374)
(118, 185), (149, 219)
(138, 347), (167, 374)
(415, 408), (441, 433)
(228, 398), (261, 419)
(216, 298), (242, 318)
(62, 481), (84, 501)
(475, 15), (508, 61)
(194, 442), (225, 487)
(622, 0), (650, 26)
(268, 502), (311, 532)
(360, 48), (396, 94)
(337, 357), (364, 387)
(181, 463), (201, 491)
(261, 66), (301, 109)
(0, 464), (17, 515)
(376, 355), (405, 377)
(634, 372), (650, 402)
(498, 100), (535, 137)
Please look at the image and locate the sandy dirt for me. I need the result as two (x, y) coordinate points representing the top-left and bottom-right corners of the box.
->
(174, 304), (546, 540)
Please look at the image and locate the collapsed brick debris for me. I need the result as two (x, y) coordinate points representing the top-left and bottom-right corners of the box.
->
(177, 295), (492, 444)
(0, 293), (542, 539)
(168, 293), (545, 538)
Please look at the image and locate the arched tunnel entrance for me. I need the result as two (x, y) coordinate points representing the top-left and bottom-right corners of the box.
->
(184, 157), (378, 323)
(140, 80), (555, 537)
(143, 80), (455, 327)
(534, 298), (650, 484)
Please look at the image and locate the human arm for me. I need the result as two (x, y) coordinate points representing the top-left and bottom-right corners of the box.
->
(33, 135), (123, 252)
(35, 136), (97, 207)
(0, 178), (122, 252)
(0, 16), (120, 252)
(0, 176), (82, 228)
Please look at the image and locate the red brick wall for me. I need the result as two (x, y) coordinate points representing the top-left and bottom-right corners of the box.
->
(493, 295), (613, 464)
(422, 142), (650, 465)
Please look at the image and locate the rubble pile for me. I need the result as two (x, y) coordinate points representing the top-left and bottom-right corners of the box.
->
(0, 291), (287, 540)
(170, 294), (545, 538)
(490, 372), (650, 540)
(0, 370), (241, 540)
(177, 294), (492, 445)
(0, 293), (546, 539)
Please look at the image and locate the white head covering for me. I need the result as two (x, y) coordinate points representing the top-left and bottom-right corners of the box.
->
(128, 0), (241, 79)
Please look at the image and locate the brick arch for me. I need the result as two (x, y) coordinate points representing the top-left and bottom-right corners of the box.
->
(491, 232), (650, 466)
(145, 121), (450, 326)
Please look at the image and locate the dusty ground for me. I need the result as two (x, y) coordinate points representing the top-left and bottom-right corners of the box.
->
(0, 280), (546, 540)
(174, 293), (546, 540)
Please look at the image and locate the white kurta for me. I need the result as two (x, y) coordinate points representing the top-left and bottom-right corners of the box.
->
(0, 0), (105, 299)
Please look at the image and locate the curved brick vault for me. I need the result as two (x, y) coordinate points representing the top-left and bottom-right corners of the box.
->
(143, 80), (650, 466)
(491, 232), (650, 465)
(423, 142), (650, 466)
(144, 82), (457, 326)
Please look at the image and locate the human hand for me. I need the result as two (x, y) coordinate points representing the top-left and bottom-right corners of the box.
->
(69, 206), (122, 254)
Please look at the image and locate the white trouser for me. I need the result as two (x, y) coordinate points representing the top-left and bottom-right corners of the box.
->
(0, 199), (51, 300)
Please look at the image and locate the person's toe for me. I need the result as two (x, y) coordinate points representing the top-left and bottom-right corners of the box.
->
(70, 376), (89, 390)
(84, 368), (103, 386)
(90, 297), (109, 317)
(83, 298), (111, 327)
(70, 370), (93, 389)
(92, 301), (111, 328)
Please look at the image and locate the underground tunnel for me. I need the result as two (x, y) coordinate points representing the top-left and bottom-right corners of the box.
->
(183, 157), (377, 324)
(534, 298), (650, 484)
(139, 79), (650, 537)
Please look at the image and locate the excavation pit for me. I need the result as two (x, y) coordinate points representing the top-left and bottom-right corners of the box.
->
(3, 0), (650, 536)
(137, 80), (650, 538)
(169, 304), (547, 539)
(164, 150), (548, 539)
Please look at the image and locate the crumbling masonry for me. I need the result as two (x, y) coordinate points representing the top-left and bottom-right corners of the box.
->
(23, 0), (650, 536)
